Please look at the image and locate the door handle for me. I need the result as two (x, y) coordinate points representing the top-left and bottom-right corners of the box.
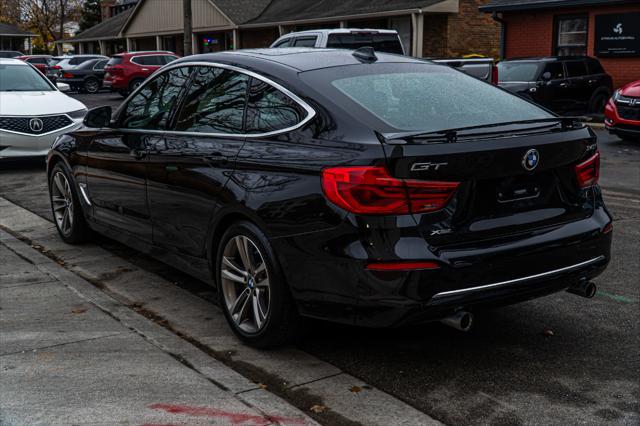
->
(588, 79), (597, 84)
(560, 82), (569, 88)
(130, 149), (146, 160)
(141, 68), (149, 71)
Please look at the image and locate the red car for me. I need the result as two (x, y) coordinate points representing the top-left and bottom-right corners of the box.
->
(103, 51), (179, 97)
(16, 55), (53, 74)
(605, 80), (640, 141)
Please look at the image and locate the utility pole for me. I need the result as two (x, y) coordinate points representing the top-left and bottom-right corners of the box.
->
(183, 0), (192, 56)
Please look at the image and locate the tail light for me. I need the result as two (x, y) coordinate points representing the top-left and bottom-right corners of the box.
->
(491, 64), (499, 85)
(321, 166), (459, 215)
(575, 151), (600, 188)
(51, 65), (61, 70)
(62, 72), (74, 78)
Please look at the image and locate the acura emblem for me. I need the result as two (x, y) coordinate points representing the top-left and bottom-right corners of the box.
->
(522, 148), (540, 171)
(29, 118), (44, 133)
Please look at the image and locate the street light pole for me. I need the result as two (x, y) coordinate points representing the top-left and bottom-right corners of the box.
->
(183, 0), (192, 56)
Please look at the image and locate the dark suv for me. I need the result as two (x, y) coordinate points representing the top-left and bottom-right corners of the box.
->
(497, 57), (613, 114)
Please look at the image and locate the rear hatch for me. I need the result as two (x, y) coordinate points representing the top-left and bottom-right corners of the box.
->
(381, 124), (598, 248)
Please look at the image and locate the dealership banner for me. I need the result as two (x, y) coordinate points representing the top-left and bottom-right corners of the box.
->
(594, 13), (640, 57)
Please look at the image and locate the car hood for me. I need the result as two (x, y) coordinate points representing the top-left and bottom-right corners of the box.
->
(0, 91), (85, 116)
(619, 80), (640, 97)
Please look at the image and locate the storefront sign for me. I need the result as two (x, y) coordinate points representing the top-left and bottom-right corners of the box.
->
(594, 13), (640, 57)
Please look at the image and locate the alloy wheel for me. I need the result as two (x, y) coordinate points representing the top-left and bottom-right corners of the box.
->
(85, 79), (99, 93)
(220, 235), (271, 333)
(51, 171), (74, 235)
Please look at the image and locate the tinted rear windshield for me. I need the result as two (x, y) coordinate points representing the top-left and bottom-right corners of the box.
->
(301, 63), (550, 132)
(0, 64), (54, 91)
(107, 57), (123, 66)
(327, 33), (404, 54)
(497, 62), (542, 82)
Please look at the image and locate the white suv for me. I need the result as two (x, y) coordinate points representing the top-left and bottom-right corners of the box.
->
(0, 59), (86, 159)
(270, 29), (405, 55)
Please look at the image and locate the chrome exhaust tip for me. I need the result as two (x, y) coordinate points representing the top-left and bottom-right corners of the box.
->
(567, 280), (597, 299)
(440, 310), (474, 332)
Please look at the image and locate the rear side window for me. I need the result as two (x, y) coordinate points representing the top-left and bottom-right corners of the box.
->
(293, 37), (317, 47)
(309, 63), (550, 132)
(327, 33), (404, 54)
(565, 61), (587, 77)
(176, 66), (249, 134)
(133, 56), (158, 66)
(245, 78), (307, 134)
(94, 60), (108, 70)
(542, 62), (564, 80)
(586, 58), (604, 74)
(107, 56), (123, 66)
(121, 67), (192, 130)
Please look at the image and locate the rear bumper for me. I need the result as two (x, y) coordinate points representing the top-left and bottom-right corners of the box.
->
(275, 204), (613, 327)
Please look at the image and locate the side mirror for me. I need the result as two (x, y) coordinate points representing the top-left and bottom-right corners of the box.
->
(541, 72), (552, 81)
(83, 106), (112, 128)
(56, 82), (70, 92)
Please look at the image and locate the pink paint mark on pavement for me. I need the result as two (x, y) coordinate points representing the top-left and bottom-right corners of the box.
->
(148, 403), (307, 425)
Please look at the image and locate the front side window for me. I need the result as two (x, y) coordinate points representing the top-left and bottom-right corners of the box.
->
(246, 78), (306, 134)
(274, 39), (292, 48)
(556, 16), (588, 56)
(293, 37), (317, 47)
(542, 62), (564, 80)
(176, 66), (249, 133)
(496, 62), (541, 82)
(304, 63), (550, 133)
(121, 66), (191, 130)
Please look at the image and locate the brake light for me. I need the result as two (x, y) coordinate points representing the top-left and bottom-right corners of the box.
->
(51, 65), (61, 70)
(62, 73), (74, 78)
(575, 151), (600, 188)
(321, 166), (459, 215)
(366, 261), (440, 271)
(491, 64), (499, 85)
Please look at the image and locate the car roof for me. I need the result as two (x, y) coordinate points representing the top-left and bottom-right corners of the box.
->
(501, 56), (595, 62)
(176, 48), (422, 73)
(278, 28), (399, 37)
(0, 58), (28, 65)
(117, 51), (176, 57)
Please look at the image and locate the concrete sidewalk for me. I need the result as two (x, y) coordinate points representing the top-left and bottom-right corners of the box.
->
(0, 233), (316, 425)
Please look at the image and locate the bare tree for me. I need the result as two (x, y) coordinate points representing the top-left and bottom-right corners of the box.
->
(21, 0), (82, 46)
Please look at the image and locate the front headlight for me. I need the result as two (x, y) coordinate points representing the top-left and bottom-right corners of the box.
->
(67, 108), (88, 119)
(612, 90), (621, 102)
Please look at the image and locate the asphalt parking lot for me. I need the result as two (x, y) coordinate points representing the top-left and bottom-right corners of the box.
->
(1, 91), (638, 425)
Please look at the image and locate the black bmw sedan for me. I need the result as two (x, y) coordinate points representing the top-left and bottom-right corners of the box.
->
(47, 48), (612, 347)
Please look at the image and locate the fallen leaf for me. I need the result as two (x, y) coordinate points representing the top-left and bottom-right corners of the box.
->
(257, 383), (267, 389)
(349, 385), (362, 393)
(71, 308), (87, 314)
(542, 329), (554, 337)
(310, 404), (327, 414)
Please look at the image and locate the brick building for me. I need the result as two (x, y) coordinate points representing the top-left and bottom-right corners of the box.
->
(481, 0), (640, 88)
(65, 0), (500, 59)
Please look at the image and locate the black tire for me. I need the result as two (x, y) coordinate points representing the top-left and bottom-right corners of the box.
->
(48, 162), (90, 244)
(589, 89), (610, 114)
(83, 77), (100, 94)
(216, 221), (302, 348)
(129, 78), (144, 93)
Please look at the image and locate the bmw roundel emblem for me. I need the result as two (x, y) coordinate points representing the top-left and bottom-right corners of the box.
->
(522, 148), (540, 171)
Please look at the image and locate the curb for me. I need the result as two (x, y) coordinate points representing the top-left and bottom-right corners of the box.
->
(0, 196), (443, 426)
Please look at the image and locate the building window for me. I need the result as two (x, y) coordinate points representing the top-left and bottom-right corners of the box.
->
(556, 16), (588, 56)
